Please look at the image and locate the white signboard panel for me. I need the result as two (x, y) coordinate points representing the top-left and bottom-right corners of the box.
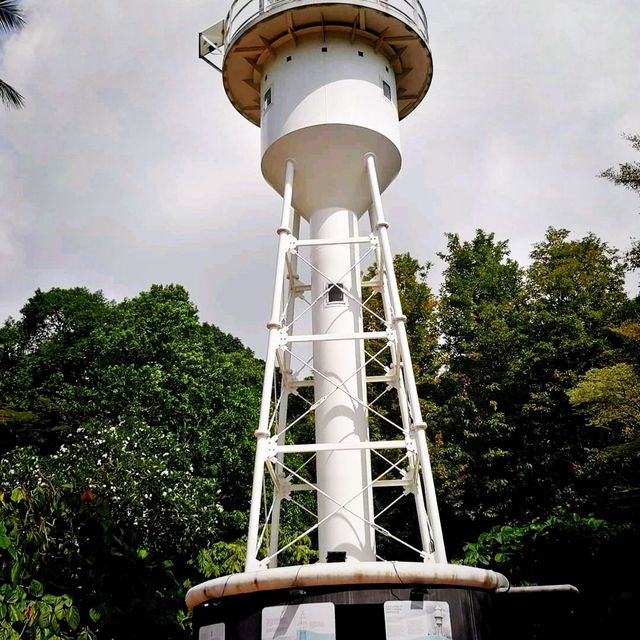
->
(199, 622), (225, 640)
(262, 602), (336, 640)
(384, 601), (452, 640)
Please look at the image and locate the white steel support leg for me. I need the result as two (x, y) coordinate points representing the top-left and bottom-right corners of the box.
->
(268, 211), (302, 568)
(365, 154), (447, 564)
(367, 208), (433, 560)
(412, 473), (434, 558)
(246, 159), (295, 571)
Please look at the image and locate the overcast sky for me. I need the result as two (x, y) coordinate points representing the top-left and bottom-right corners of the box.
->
(1, 0), (638, 355)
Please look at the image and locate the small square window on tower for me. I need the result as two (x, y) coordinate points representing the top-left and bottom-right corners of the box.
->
(264, 87), (272, 110)
(382, 80), (392, 101)
(326, 283), (346, 305)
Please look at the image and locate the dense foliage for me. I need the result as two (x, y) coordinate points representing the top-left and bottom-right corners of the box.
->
(0, 225), (638, 637)
(0, 285), (263, 638)
(432, 229), (638, 634)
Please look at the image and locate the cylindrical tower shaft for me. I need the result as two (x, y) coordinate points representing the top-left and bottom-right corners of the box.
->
(310, 207), (375, 562)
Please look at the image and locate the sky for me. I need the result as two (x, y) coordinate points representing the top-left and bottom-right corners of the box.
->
(1, 0), (638, 355)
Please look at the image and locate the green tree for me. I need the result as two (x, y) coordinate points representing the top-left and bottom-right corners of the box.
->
(433, 230), (526, 546)
(568, 320), (640, 519)
(600, 133), (640, 197)
(433, 227), (630, 545)
(0, 285), (262, 530)
(569, 363), (640, 436)
(0, 0), (25, 109)
(439, 230), (635, 636)
(558, 134), (640, 524)
(0, 482), (189, 639)
(601, 133), (640, 270)
(361, 254), (441, 558)
(517, 228), (628, 516)
(0, 285), (264, 637)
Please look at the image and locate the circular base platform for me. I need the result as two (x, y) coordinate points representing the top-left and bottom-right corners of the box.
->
(188, 562), (510, 640)
(187, 562), (509, 608)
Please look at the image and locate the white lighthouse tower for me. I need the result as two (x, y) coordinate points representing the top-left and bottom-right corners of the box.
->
(188, 1), (508, 637)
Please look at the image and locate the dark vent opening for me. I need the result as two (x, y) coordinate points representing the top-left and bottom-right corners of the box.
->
(326, 551), (347, 563)
(327, 283), (345, 304)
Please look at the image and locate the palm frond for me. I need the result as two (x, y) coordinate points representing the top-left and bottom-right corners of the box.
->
(0, 77), (24, 109)
(0, 0), (25, 32)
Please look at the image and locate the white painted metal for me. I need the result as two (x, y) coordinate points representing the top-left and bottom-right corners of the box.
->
(261, 36), (401, 218)
(241, 190), (446, 568)
(199, 0), (433, 123)
(295, 237), (372, 247)
(245, 159), (295, 571)
(268, 211), (301, 569)
(310, 207), (375, 562)
(285, 331), (388, 343)
(221, 0), (430, 47)
(368, 204), (433, 558)
(274, 441), (407, 454)
(365, 153), (447, 563)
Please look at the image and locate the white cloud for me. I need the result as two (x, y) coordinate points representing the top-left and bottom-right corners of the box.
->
(1, 0), (638, 354)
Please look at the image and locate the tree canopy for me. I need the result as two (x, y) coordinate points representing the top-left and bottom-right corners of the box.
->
(0, 284), (263, 638)
(0, 227), (638, 637)
(600, 133), (640, 197)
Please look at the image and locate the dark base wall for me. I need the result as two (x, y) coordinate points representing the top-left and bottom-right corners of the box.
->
(193, 584), (496, 639)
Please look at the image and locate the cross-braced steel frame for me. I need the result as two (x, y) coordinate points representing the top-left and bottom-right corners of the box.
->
(245, 156), (446, 570)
